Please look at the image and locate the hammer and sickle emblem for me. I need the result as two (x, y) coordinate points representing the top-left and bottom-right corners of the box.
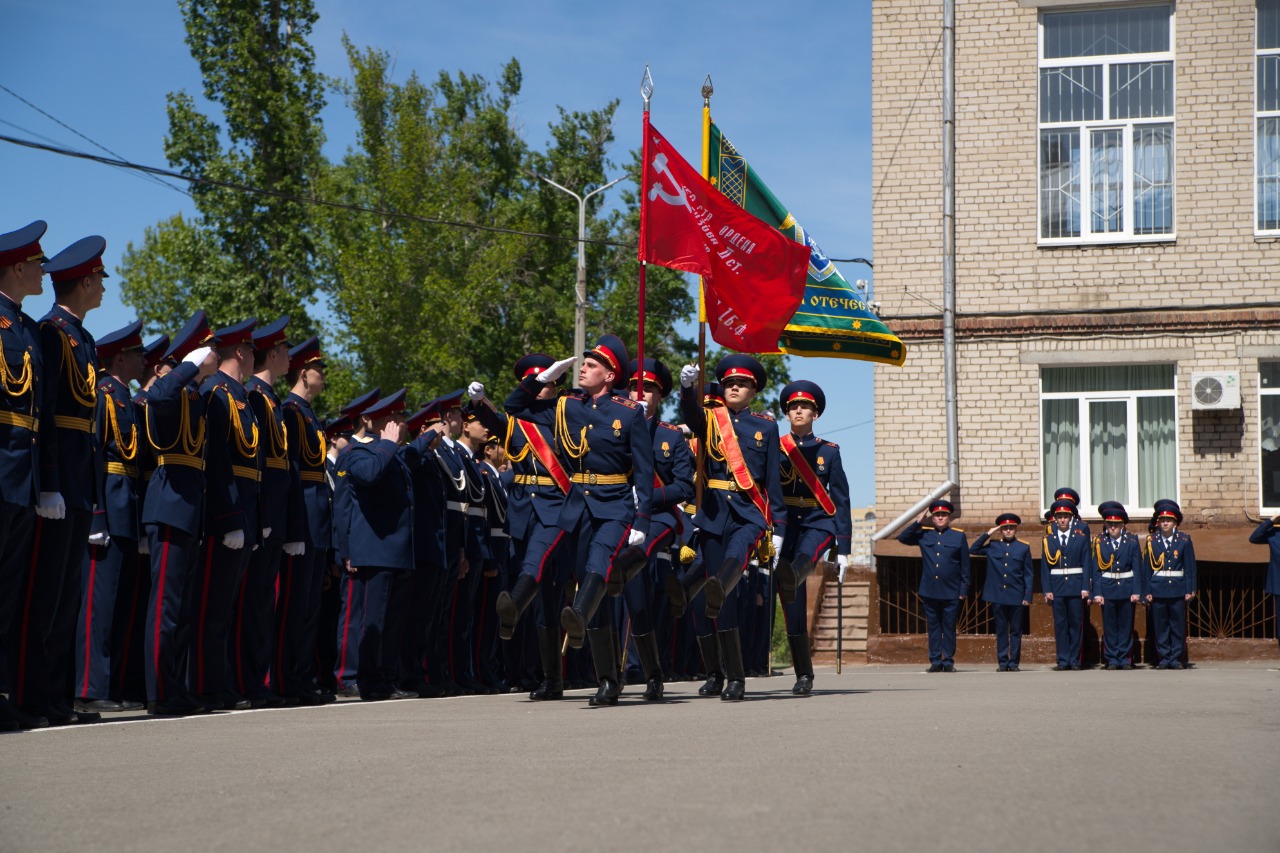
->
(647, 152), (694, 212)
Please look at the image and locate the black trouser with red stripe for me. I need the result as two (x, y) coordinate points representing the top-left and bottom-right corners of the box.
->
(10, 509), (91, 712)
(188, 537), (252, 698)
(109, 544), (149, 702)
(273, 544), (321, 697)
(0, 500), (36, 697)
(144, 523), (200, 703)
(234, 529), (283, 699)
(75, 537), (136, 701)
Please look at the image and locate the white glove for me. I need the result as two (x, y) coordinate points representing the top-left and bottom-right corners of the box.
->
(628, 529), (646, 548)
(222, 529), (246, 550)
(837, 554), (851, 584)
(771, 534), (785, 568)
(467, 381), (485, 401)
(262, 526), (273, 541)
(536, 356), (576, 385)
(89, 531), (111, 547)
(283, 541), (306, 557)
(138, 538), (151, 556)
(182, 345), (213, 367)
(36, 492), (66, 520)
(635, 399), (648, 416)
(679, 364), (698, 388)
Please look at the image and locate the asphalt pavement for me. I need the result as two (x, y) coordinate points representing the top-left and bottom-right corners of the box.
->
(2, 662), (1278, 853)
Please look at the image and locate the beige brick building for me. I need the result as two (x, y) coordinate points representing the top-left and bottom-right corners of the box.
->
(867, 0), (1279, 659)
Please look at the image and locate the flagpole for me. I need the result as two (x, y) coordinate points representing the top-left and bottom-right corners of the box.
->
(638, 67), (653, 392)
(695, 75), (713, 513)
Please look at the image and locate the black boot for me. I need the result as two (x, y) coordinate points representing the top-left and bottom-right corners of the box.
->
(776, 555), (814, 606)
(788, 633), (814, 695)
(696, 633), (724, 696)
(704, 558), (743, 621)
(664, 561), (707, 619)
(529, 627), (564, 701)
(607, 545), (649, 596)
(496, 574), (537, 641)
(560, 573), (607, 649)
(586, 627), (621, 706)
(634, 631), (664, 701)
(719, 628), (746, 701)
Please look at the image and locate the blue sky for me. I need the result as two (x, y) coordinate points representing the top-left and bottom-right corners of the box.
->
(1, 0), (879, 505)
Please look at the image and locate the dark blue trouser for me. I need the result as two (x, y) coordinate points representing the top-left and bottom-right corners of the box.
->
(234, 529), (283, 698)
(692, 519), (765, 634)
(333, 571), (364, 690)
(780, 528), (836, 636)
(109, 540), (149, 702)
(1150, 596), (1187, 666)
(76, 537), (135, 701)
(144, 524), (200, 703)
(1101, 598), (1135, 667)
(921, 595), (960, 666)
(397, 560), (444, 688)
(355, 567), (411, 695)
(426, 512), (465, 685)
(1050, 595), (1086, 667)
(449, 541), (484, 685)
(189, 536), (253, 698)
(0, 500), (36, 696)
(992, 602), (1023, 668)
(274, 546), (321, 697)
(11, 509), (92, 710)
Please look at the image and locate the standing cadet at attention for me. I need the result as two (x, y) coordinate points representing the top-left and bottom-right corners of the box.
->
(1040, 498), (1092, 670)
(775, 380), (851, 695)
(0, 221), (48, 731)
(1247, 512), (1280, 656)
(969, 513), (1033, 672)
(677, 355), (785, 701)
(1142, 500), (1196, 669)
(1088, 502), (1143, 670)
(898, 500), (969, 673)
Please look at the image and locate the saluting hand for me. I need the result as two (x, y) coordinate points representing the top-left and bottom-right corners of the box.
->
(381, 420), (406, 444)
(679, 364), (699, 388)
(537, 356), (576, 384)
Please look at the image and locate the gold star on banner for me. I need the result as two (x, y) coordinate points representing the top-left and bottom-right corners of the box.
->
(852, 320), (862, 330)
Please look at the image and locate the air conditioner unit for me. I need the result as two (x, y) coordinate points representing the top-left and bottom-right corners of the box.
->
(1189, 371), (1241, 410)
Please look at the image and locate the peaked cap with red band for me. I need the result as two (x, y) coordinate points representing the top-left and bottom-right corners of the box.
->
(0, 220), (48, 268)
(1097, 501), (1129, 524)
(627, 357), (672, 397)
(252, 314), (290, 350)
(340, 387), (381, 418)
(780, 379), (826, 415)
(929, 499), (954, 515)
(211, 317), (257, 348)
(513, 353), (557, 382)
(583, 334), (629, 386)
(288, 335), (324, 373)
(715, 354), (766, 389)
(163, 311), (212, 362)
(96, 319), (145, 362)
(43, 235), (109, 283)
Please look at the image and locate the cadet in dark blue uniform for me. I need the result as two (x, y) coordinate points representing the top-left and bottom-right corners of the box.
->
(776, 380), (851, 694)
(1048, 487), (1092, 538)
(0, 221), (48, 731)
(969, 513), (1033, 671)
(471, 354), (571, 701)
(189, 318), (262, 709)
(1041, 498), (1092, 670)
(623, 357), (694, 701)
(451, 402), (495, 693)
(337, 389), (416, 700)
(234, 315), (293, 706)
(13, 236), (107, 725)
(331, 387), (380, 695)
(1142, 500), (1196, 669)
(142, 312), (219, 715)
(1247, 513), (1280, 655)
(898, 499), (969, 672)
(1088, 502), (1144, 669)
(678, 355), (785, 701)
(475, 432), (510, 691)
(505, 336), (654, 707)
(74, 320), (147, 713)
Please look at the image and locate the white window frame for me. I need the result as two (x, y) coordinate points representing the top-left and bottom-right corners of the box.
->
(1258, 1), (1280, 236)
(1260, 361), (1280, 513)
(1040, 374), (1179, 517)
(1037, 4), (1177, 246)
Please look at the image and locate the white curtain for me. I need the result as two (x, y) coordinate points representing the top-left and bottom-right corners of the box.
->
(1090, 401), (1128, 503)
(1043, 399), (1081, 506)
(1137, 396), (1177, 506)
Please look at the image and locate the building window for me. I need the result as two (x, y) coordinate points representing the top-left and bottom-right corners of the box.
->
(1261, 362), (1280, 509)
(1040, 365), (1178, 514)
(1039, 5), (1175, 244)
(1259, 0), (1280, 234)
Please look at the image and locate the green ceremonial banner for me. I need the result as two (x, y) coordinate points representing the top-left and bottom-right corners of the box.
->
(707, 121), (906, 366)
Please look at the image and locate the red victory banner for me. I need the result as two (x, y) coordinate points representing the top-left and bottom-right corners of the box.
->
(638, 117), (808, 353)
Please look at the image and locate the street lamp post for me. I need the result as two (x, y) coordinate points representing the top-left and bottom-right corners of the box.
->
(530, 173), (624, 362)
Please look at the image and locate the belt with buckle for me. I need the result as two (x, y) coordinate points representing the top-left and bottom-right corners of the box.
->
(569, 472), (631, 486)
(265, 457), (288, 471)
(0, 411), (37, 431)
(1049, 567), (1083, 575)
(231, 464), (261, 481)
(156, 454), (205, 471)
(446, 501), (468, 513)
(54, 414), (94, 433)
(104, 461), (139, 478)
(299, 470), (326, 483)
(1101, 571), (1134, 579)
(706, 478), (740, 492)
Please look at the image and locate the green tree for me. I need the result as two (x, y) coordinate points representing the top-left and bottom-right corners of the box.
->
(119, 0), (327, 334)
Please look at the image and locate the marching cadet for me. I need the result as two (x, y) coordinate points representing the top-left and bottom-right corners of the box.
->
(1040, 498), (1091, 670)
(275, 335), (332, 704)
(337, 389), (416, 701)
(1142, 499), (1196, 669)
(470, 354), (571, 702)
(142, 312), (218, 715)
(1087, 502), (1143, 670)
(623, 357), (694, 701)
(898, 500), (969, 672)
(331, 387), (380, 695)
(75, 320), (147, 713)
(969, 513), (1033, 672)
(0, 221), (48, 731)
(1247, 512), (1280, 656)
(235, 316), (294, 707)
(13, 236), (107, 725)
(775, 380), (851, 694)
(505, 335), (654, 707)
(677, 355), (785, 701)
(189, 319), (261, 710)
